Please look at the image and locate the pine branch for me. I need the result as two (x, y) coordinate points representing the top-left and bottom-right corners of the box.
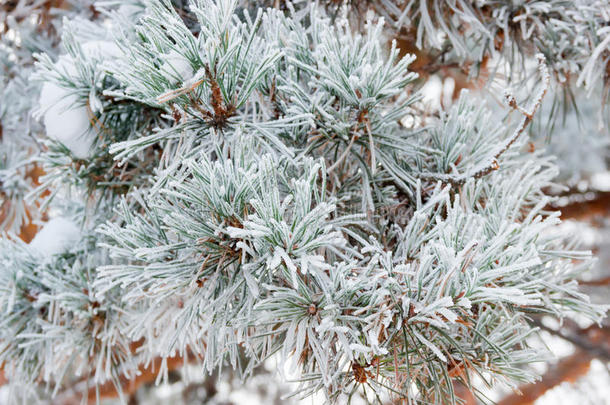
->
(1, 1), (607, 403)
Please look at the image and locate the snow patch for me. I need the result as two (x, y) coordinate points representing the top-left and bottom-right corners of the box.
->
(39, 78), (94, 159)
(29, 217), (81, 258)
(160, 50), (194, 84)
(38, 40), (123, 159)
(81, 40), (122, 60)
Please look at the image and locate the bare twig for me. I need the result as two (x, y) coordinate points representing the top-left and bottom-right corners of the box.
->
(327, 132), (359, 174)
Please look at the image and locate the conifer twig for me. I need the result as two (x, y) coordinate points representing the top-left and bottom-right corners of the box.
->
(418, 54), (550, 186)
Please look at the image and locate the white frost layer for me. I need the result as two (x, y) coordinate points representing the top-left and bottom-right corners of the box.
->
(29, 217), (82, 258)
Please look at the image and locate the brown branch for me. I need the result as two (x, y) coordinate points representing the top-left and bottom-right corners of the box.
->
(579, 276), (610, 286)
(496, 350), (594, 405)
(548, 191), (610, 221)
(51, 353), (196, 405)
(531, 319), (610, 361)
(0, 338), (197, 404)
(452, 381), (477, 405)
(87, 355), (189, 403)
(0, 163), (47, 242)
(498, 320), (610, 405)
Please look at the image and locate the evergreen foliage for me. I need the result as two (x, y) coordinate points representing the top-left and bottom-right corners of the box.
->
(0, 0), (608, 403)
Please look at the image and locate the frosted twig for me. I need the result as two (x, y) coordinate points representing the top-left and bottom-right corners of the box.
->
(418, 54), (550, 186)
(327, 132), (359, 174)
(365, 118), (376, 176)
